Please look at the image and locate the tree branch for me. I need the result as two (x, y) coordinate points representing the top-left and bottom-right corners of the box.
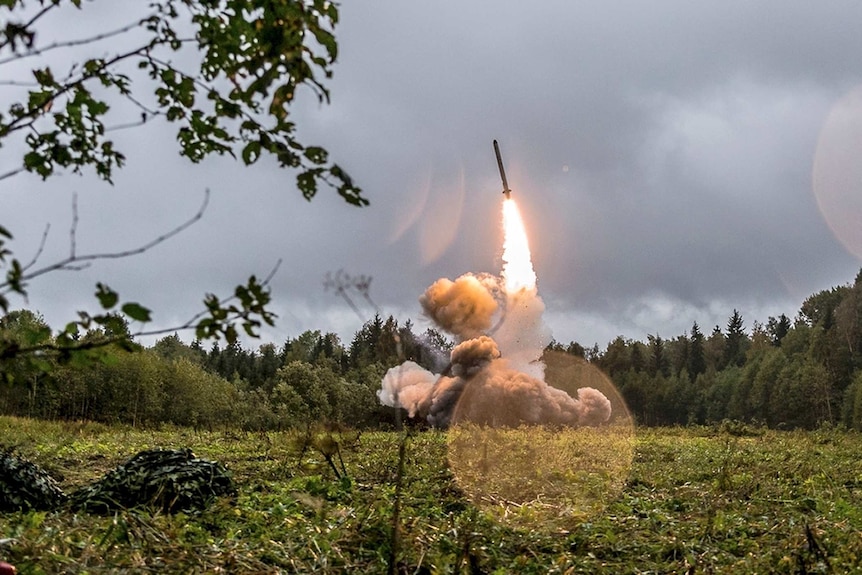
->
(0, 3), (57, 53)
(0, 189), (210, 295)
(69, 192), (79, 260)
(5, 257), (283, 360)
(2, 40), (161, 136)
(324, 269), (378, 320)
(138, 258), (283, 340)
(104, 91), (163, 133)
(20, 223), (50, 274)
(0, 18), (147, 67)
(0, 79), (39, 87)
(0, 167), (25, 182)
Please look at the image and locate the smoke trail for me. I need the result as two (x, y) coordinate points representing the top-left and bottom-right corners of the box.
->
(378, 199), (612, 428)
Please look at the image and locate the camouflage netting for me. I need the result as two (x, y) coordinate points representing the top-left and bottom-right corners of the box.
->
(1, 447), (233, 514)
(0, 448), (67, 512)
(69, 448), (235, 514)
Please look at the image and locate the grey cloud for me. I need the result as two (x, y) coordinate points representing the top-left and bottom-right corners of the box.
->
(4, 0), (862, 351)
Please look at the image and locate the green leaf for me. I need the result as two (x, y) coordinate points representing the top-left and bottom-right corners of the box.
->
(297, 169), (319, 200)
(95, 313), (127, 336)
(121, 302), (151, 322)
(32, 67), (55, 87)
(95, 283), (119, 309)
(195, 318), (216, 341)
(310, 27), (337, 60)
(225, 324), (238, 345)
(241, 140), (261, 165)
(242, 320), (261, 338)
(304, 146), (328, 164)
(24, 150), (50, 178)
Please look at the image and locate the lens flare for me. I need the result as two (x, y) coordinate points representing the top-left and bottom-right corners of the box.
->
(447, 352), (634, 532)
(501, 198), (537, 293)
(813, 84), (862, 259)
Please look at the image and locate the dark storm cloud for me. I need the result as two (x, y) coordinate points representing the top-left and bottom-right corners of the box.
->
(4, 0), (862, 348)
(316, 0), (862, 344)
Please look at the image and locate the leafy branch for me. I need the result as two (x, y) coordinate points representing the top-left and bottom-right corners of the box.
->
(0, 188), (278, 362)
(0, 0), (375, 368)
(0, 0), (368, 205)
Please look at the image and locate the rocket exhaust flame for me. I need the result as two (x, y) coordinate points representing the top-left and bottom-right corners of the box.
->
(501, 199), (537, 293)
(378, 140), (612, 429)
(378, 141), (634, 529)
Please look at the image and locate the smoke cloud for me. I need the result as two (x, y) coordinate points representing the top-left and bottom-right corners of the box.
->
(419, 273), (501, 340)
(378, 270), (612, 428)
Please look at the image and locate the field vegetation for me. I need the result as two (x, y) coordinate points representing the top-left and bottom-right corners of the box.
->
(2, 416), (861, 573)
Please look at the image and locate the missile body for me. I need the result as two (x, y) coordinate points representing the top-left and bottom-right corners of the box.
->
(493, 140), (512, 199)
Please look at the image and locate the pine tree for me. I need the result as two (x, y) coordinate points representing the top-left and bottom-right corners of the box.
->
(767, 314), (792, 346)
(648, 334), (668, 377)
(687, 322), (707, 381)
(724, 310), (747, 368)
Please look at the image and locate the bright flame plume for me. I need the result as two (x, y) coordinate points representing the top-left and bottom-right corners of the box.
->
(501, 198), (537, 293)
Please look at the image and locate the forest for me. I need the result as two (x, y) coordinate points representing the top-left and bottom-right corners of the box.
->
(2, 268), (862, 432)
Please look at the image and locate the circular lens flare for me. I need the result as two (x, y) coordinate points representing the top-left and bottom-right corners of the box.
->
(813, 85), (862, 259)
(447, 352), (634, 532)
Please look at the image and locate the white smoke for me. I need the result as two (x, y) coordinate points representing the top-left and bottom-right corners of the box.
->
(379, 361), (436, 418)
(378, 270), (612, 428)
(494, 286), (552, 380)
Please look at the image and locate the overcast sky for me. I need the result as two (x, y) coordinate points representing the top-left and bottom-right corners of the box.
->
(4, 1), (862, 350)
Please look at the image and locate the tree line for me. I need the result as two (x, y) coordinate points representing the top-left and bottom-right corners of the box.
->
(568, 268), (862, 429)
(2, 269), (862, 431)
(0, 312), (448, 430)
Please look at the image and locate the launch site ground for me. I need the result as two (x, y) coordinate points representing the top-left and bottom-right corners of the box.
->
(1, 416), (858, 574)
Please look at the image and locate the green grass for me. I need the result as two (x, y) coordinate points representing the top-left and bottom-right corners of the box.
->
(1, 416), (862, 573)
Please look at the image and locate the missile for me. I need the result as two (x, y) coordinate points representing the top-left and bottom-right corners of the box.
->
(493, 139), (512, 199)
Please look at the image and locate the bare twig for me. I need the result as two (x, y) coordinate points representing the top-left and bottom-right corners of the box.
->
(0, 190), (210, 300)
(324, 269), (377, 320)
(0, 80), (39, 87)
(104, 117), (149, 133)
(2, 40), (163, 136)
(122, 91), (161, 118)
(105, 91), (164, 133)
(43, 190), (204, 281)
(0, 167), (25, 182)
(0, 18), (147, 67)
(20, 223), (50, 273)
(69, 192), (79, 260)
(387, 430), (407, 575)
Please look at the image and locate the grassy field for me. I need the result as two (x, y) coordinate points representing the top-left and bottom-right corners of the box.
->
(1, 416), (861, 573)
